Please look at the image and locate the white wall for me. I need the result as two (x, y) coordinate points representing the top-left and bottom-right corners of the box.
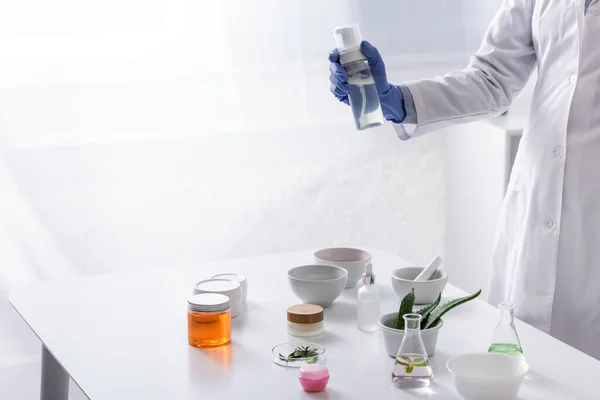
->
(0, 105), (446, 277)
(0, 0), (504, 290)
(443, 76), (535, 297)
(444, 122), (509, 297)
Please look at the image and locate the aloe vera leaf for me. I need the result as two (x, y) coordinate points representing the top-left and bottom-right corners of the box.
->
(424, 289), (482, 329)
(395, 288), (415, 330)
(405, 364), (414, 374)
(413, 358), (429, 367)
(417, 293), (442, 329)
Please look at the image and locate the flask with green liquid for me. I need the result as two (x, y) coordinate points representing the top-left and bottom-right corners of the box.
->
(488, 302), (525, 359)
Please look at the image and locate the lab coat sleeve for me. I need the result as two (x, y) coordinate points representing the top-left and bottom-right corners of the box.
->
(398, 84), (417, 125)
(394, 0), (537, 140)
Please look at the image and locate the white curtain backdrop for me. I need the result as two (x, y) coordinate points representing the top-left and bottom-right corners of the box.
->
(0, 0), (501, 392)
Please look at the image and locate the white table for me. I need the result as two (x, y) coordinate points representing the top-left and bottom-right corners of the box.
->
(10, 249), (600, 399)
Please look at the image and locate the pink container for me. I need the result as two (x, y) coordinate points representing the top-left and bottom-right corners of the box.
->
(298, 363), (330, 392)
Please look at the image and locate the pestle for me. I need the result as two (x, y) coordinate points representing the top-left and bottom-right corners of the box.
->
(414, 256), (442, 282)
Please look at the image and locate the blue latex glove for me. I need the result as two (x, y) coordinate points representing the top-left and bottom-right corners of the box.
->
(328, 41), (406, 123)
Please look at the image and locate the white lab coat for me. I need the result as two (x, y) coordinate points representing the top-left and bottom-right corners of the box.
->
(395, 0), (600, 359)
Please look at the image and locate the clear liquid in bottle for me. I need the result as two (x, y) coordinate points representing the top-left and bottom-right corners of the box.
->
(357, 263), (380, 332)
(333, 23), (385, 131)
(392, 314), (433, 389)
(357, 299), (379, 332)
(346, 61), (385, 130)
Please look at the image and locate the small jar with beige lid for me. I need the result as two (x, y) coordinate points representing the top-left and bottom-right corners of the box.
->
(287, 304), (324, 337)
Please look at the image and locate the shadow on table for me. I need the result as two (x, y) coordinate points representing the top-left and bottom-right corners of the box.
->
(231, 300), (271, 330)
(386, 383), (457, 399)
(312, 330), (344, 346)
(188, 345), (233, 370)
(324, 301), (356, 324)
(522, 369), (593, 399)
(303, 388), (345, 400)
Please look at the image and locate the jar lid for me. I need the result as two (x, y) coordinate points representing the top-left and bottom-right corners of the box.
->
(188, 293), (230, 313)
(195, 279), (241, 294)
(287, 304), (324, 324)
(299, 363), (330, 379)
(212, 273), (247, 284)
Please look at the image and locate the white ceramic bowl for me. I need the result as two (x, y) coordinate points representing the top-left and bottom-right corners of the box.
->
(391, 267), (448, 305)
(446, 353), (529, 400)
(193, 279), (243, 318)
(288, 265), (348, 308)
(314, 248), (371, 288)
(377, 312), (443, 357)
(212, 273), (248, 303)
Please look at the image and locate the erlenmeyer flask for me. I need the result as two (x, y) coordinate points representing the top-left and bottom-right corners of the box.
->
(488, 302), (524, 359)
(392, 313), (433, 389)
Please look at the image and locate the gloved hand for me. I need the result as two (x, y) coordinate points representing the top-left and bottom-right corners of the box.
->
(328, 41), (406, 123)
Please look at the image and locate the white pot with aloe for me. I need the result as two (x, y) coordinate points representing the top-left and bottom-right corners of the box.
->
(378, 288), (481, 357)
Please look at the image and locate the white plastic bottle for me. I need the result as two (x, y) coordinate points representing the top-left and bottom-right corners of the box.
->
(357, 263), (380, 332)
(333, 24), (385, 131)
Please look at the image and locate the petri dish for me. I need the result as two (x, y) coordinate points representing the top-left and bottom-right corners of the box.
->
(272, 342), (326, 368)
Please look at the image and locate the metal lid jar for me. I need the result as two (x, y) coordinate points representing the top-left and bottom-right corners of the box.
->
(187, 293), (231, 348)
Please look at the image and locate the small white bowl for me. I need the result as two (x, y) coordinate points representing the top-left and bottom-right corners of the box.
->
(211, 273), (248, 303)
(193, 279), (243, 318)
(377, 312), (443, 357)
(288, 265), (348, 308)
(446, 353), (529, 400)
(391, 267), (448, 305)
(314, 248), (371, 288)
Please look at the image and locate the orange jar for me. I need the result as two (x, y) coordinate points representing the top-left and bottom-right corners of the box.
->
(187, 293), (231, 348)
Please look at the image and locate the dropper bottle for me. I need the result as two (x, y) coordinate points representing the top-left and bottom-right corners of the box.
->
(357, 263), (380, 332)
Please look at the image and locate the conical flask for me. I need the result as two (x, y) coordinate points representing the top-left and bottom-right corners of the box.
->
(488, 302), (524, 359)
(391, 313), (433, 389)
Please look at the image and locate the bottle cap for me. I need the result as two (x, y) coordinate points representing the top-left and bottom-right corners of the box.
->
(362, 263), (375, 285)
(334, 23), (361, 52)
(333, 23), (366, 65)
(187, 293), (230, 313)
(287, 304), (324, 324)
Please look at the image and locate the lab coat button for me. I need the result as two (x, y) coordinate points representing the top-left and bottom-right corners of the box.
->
(553, 147), (564, 157)
(546, 219), (556, 229)
(569, 75), (577, 84)
(592, 8), (600, 16)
